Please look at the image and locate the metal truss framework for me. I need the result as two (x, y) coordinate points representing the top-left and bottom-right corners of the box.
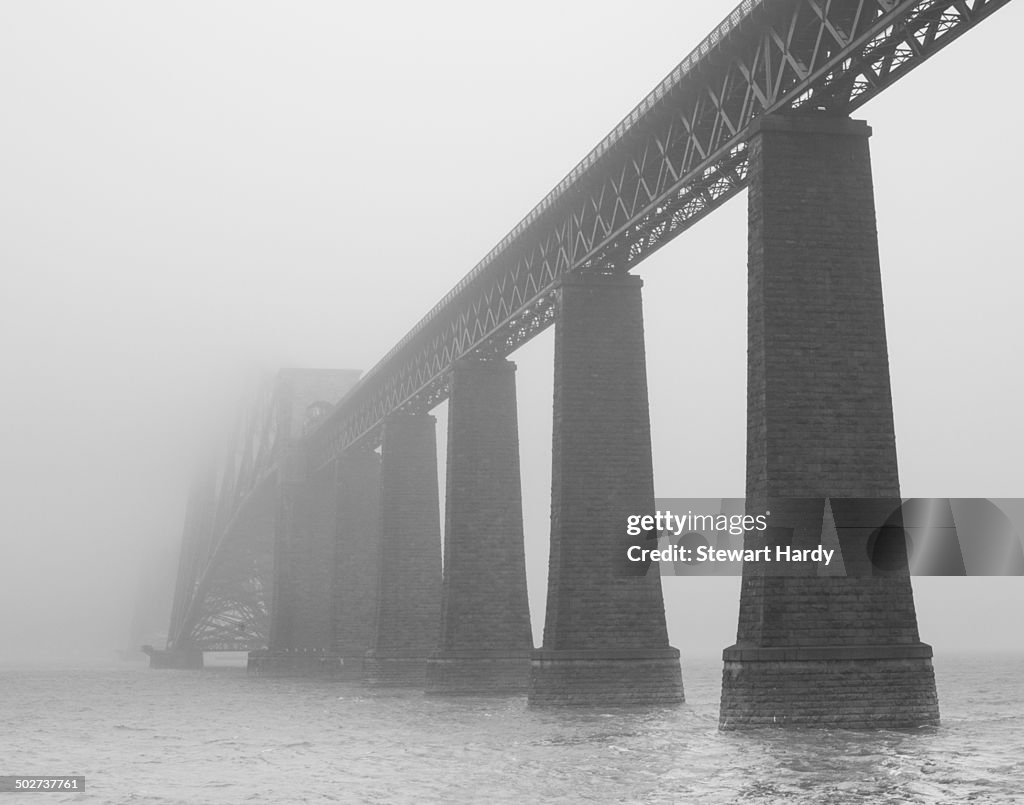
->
(180, 547), (271, 652)
(308, 0), (1010, 469)
(166, 379), (283, 651)
(164, 0), (1011, 656)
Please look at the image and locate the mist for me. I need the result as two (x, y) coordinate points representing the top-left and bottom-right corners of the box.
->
(1, 0), (1021, 666)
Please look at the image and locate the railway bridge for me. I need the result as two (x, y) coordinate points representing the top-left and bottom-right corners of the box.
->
(160, 0), (1011, 727)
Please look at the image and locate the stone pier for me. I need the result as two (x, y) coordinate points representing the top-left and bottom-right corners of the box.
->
(529, 273), (684, 707)
(364, 413), (443, 686)
(332, 448), (383, 679)
(427, 358), (533, 695)
(720, 114), (939, 728)
(253, 446), (342, 675)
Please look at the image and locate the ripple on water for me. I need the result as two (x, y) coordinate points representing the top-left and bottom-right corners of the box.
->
(0, 654), (1021, 804)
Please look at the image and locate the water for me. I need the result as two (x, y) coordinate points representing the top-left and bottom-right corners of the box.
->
(1, 654), (1021, 803)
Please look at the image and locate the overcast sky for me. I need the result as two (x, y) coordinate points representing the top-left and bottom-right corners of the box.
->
(1, 1), (1021, 664)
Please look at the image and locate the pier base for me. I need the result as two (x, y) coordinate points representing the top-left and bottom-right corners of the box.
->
(720, 644), (938, 728)
(362, 653), (432, 687)
(143, 647), (203, 670)
(530, 649), (683, 707)
(246, 649), (344, 676)
(427, 651), (532, 696)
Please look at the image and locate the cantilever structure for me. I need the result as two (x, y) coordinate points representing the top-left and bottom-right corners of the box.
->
(165, 370), (359, 659)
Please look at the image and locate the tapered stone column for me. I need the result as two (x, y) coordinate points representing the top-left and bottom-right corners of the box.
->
(529, 273), (683, 706)
(333, 448), (382, 679)
(427, 358), (534, 694)
(720, 114), (939, 728)
(364, 413), (443, 685)
(255, 445), (342, 675)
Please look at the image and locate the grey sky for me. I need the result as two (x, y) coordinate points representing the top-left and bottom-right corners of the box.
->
(1, 1), (1021, 662)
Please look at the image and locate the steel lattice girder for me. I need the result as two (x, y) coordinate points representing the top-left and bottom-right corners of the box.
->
(182, 529), (273, 651)
(167, 473), (277, 651)
(167, 378), (282, 651)
(169, 511), (275, 651)
(304, 0), (1009, 466)
(167, 370), (358, 654)
(185, 575), (270, 651)
(166, 467), (219, 650)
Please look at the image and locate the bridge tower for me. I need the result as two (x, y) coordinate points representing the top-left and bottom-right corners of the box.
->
(720, 114), (939, 728)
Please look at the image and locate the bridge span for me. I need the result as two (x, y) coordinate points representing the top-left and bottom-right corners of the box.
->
(160, 0), (1011, 726)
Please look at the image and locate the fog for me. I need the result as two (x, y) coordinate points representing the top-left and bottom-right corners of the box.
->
(1, 1), (1021, 665)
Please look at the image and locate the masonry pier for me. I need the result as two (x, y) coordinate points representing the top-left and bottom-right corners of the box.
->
(719, 114), (940, 728)
(332, 448), (382, 679)
(426, 358), (534, 694)
(529, 273), (684, 706)
(250, 447), (342, 675)
(363, 413), (443, 686)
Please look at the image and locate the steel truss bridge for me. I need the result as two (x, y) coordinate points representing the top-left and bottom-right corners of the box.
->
(166, 0), (1011, 655)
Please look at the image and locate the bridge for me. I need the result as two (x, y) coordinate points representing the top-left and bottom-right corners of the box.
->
(158, 0), (1011, 726)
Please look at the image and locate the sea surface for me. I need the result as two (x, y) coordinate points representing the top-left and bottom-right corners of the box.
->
(1, 653), (1021, 804)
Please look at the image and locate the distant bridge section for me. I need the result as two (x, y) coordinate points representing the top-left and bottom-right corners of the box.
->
(307, 0), (1008, 469)
(166, 369), (359, 654)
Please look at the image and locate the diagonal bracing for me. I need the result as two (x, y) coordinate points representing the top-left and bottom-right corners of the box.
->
(307, 0), (1011, 470)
